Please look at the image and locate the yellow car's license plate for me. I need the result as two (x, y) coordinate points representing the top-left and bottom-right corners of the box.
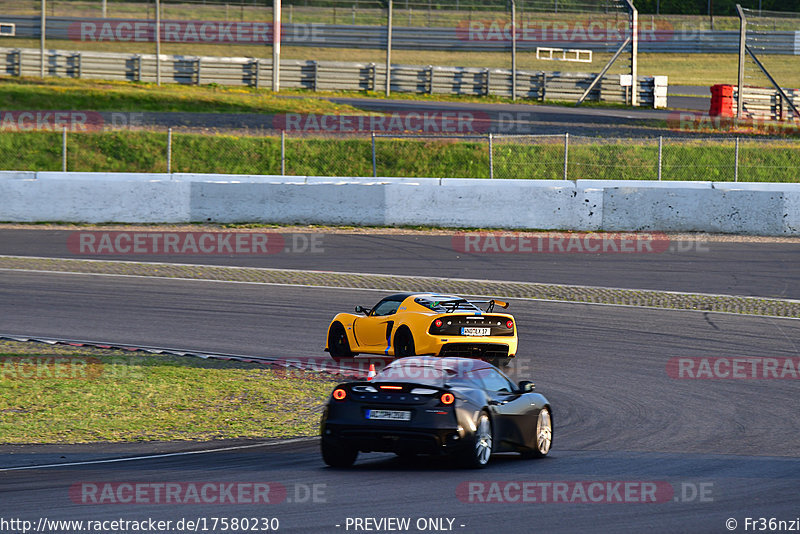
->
(366, 409), (411, 421)
(461, 327), (491, 336)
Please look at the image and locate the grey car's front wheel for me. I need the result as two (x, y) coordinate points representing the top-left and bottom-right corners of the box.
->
(523, 407), (553, 458)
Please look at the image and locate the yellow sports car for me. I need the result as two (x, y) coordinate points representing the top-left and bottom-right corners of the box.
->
(325, 293), (518, 367)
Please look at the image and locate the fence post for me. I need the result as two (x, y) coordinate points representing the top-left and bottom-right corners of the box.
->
(371, 131), (377, 177)
(40, 0), (46, 78)
(167, 127), (172, 174)
(734, 136), (739, 182)
(385, 0), (393, 97)
(273, 0), (281, 91)
(736, 5), (747, 120)
(488, 133), (494, 179)
(563, 132), (569, 181)
(658, 135), (663, 181)
(511, 0), (516, 101)
(281, 130), (286, 175)
(629, 1), (638, 107)
(61, 125), (67, 172)
(155, 0), (161, 86)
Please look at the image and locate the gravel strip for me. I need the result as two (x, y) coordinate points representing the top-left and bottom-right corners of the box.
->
(1, 256), (799, 319)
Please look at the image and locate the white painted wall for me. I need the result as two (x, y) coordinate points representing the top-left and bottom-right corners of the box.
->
(0, 175), (190, 223)
(0, 172), (797, 235)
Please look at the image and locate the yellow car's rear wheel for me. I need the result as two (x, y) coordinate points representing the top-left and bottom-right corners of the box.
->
(393, 328), (416, 358)
(491, 357), (511, 368)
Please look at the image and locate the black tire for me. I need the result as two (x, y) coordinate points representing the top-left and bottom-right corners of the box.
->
(321, 438), (358, 467)
(328, 323), (355, 362)
(522, 406), (553, 459)
(393, 328), (416, 358)
(459, 412), (493, 468)
(394, 449), (417, 462)
(490, 357), (511, 368)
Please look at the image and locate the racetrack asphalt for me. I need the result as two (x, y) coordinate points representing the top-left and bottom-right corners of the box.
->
(2, 229), (799, 299)
(99, 94), (717, 137)
(0, 270), (798, 532)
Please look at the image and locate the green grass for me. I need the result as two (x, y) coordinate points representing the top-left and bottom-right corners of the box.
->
(2, 129), (799, 181)
(0, 340), (337, 444)
(0, 75), (631, 114)
(0, 77), (361, 115)
(496, 138), (800, 181)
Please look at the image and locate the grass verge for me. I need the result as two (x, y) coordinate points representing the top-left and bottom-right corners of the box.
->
(0, 77), (361, 115)
(2, 129), (799, 181)
(0, 75), (635, 114)
(0, 340), (336, 444)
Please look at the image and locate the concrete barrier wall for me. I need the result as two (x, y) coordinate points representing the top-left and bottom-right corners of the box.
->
(0, 175), (191, 223)
(1, 172), (798, 235)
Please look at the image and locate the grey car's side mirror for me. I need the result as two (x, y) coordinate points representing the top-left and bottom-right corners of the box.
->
(518, 380), (535, 392)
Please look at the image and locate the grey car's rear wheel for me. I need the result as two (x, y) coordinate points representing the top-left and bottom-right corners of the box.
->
(321, 438), (358, 467)
(460, 412), (493, 468)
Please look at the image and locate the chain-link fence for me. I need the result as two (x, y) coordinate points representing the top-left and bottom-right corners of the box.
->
(0, 0), (633, 27)
(2, 128), (799, 182)
(0, 0), (644, 97)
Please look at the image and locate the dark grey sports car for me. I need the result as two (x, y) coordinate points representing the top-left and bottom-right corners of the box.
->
(320, 356), (553, 468)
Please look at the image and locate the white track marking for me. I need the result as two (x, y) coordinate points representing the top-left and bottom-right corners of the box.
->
(2, 254), (800, 303)
(0, 266), (798, 321)
(0, 437), (316, 472)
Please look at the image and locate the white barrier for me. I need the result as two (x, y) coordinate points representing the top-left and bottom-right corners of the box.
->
(0, 172), (798, 235)
(0, 175), (190, 223)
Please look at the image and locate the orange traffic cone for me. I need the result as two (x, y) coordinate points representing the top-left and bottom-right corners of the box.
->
(367, 363), (376, 381)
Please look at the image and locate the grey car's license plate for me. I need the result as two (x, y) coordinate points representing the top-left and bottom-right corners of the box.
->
(366, 409), (411, 421)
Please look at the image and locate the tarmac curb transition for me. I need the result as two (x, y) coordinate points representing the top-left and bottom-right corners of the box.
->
(1, 255), (799, 318)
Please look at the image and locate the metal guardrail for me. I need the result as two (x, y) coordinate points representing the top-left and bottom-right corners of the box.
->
(0, 47), (667, 107)
(2, 15), (799, 54)
(734, 86), (800, 121)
